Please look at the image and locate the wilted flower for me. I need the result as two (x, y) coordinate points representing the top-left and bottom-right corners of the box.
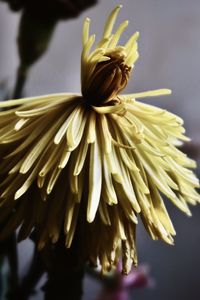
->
(0, 0), (98, 20)
(0, 6), (199, 274)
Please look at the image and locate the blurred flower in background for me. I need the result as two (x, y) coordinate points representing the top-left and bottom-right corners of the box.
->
(0, 0), (98, 20)
(0, 0), (98, 98)
(95, 264), (152, 300)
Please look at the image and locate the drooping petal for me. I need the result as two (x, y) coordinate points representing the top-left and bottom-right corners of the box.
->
(87, 131), (102, 223)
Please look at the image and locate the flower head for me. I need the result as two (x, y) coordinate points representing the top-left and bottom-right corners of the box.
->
(0, 6), (199, 274)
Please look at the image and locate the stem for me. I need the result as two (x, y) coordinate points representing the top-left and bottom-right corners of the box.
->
(7, 234), (18, 287)
(13, 247), (45, 300)
(44, 268), (84, 300)
(0, 233), (19, 300)
(43, 233), (85, 300)
(12, 65), (28, 99)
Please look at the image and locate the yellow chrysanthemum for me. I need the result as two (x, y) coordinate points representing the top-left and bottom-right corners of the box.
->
(0, 5), (199, 274)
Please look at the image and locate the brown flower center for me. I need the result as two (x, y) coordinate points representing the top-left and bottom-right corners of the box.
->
(82, 51), (131, 106)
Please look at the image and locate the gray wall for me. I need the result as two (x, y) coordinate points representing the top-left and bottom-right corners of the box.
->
(0, 0), (200, 299)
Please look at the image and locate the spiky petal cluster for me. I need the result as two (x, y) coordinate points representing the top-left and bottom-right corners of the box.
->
(81, 5), (139, 105)
(0, 6), (199, 274)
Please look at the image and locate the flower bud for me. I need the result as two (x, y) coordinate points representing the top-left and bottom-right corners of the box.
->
(82, 49), (131, 106)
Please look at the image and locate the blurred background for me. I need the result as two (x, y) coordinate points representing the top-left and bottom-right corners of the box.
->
(0, 0), (200, 299)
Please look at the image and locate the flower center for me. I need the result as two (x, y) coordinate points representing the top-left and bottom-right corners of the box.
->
(82, 50), (131, 106)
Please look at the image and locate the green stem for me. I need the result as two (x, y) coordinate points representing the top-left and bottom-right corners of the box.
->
(12, 247), (45, 300)
(43, 235), (85, 300)
(13, 65), (28, 99)
(44, 268), (84, 300)
(0, 234), (18, 300)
